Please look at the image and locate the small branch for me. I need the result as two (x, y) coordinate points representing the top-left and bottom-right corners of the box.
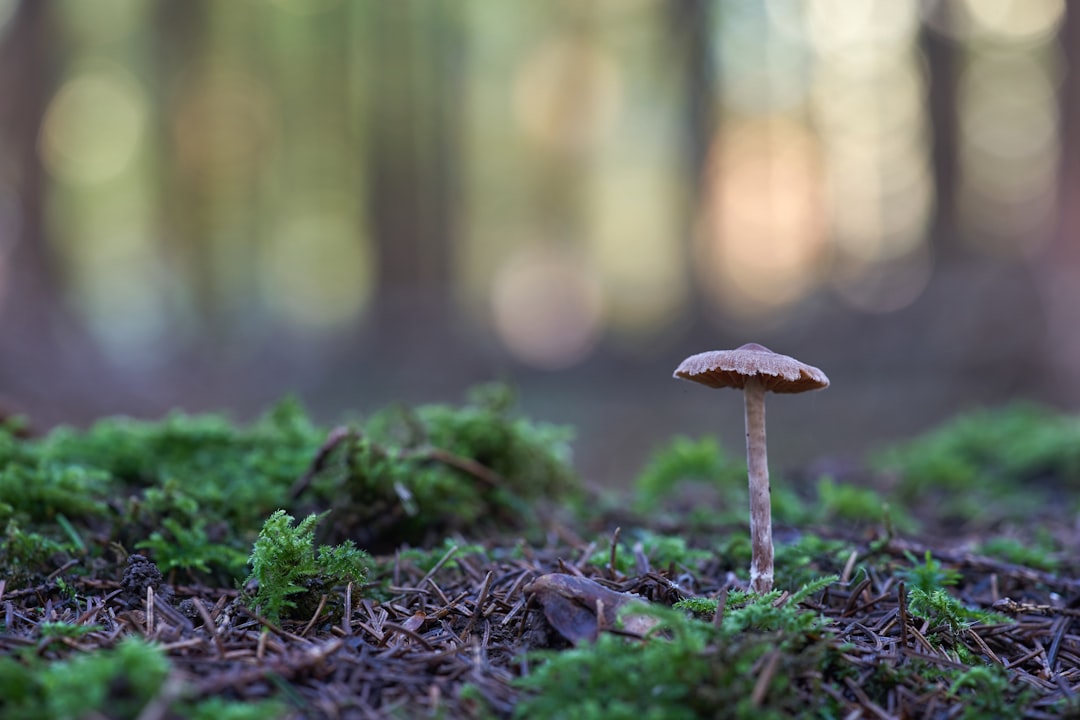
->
(289, 426), (508, 502)
(289, 426), (356, 500)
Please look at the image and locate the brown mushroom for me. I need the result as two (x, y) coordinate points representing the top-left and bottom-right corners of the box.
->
(673, 343), (829, 593)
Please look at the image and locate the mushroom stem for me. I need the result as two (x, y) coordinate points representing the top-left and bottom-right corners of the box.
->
(743, 378), (773, 594)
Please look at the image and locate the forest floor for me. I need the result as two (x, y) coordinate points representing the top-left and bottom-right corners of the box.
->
(1, 392), (1078, 718)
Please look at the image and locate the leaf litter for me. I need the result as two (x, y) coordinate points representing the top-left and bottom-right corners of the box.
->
(2, 398), (1079, 718)
(1, 521), (1078, 718)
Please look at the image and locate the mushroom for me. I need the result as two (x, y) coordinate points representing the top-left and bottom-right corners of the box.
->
(673, 343), (829, 593)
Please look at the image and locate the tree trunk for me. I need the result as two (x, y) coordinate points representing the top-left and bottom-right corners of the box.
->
(365, 2), (461, 353)
(919, 4), (961, 262)
(668, 0), (716, 328)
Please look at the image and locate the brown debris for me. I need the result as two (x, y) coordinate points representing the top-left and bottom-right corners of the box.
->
(523, 573), (658, 644)
(120, 553), (172, 606)
(0, 530), (1076, 718)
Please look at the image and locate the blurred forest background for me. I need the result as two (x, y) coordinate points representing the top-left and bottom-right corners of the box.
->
(2, 0), (1079, 486)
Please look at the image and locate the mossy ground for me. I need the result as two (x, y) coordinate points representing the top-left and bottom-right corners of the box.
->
(1, 394), (1078, 718)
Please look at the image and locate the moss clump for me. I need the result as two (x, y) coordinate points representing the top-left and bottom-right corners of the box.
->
(0, 637), (287, 720)
(0, 398), (323, 583)
(517, 578), (840, 720)
(0, 637), (168, 719)
(977, 536), (1060, 572)
(875, 403), (1080, 524)
(0, 384), (577, 583)
(898, 552), (1010, 637)
(633, 436), (744, 515)
(244, 510), (372, 624)
(309, 383), (579, 550)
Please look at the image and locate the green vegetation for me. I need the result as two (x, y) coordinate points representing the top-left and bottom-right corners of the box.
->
(244, 509), (371, 623)
(0, 398), (324, 584)
(898, 550), (962, 593)
(394, 537), (489, 573)
(38, 621), (104, 639)
(851, 655), (1027, 720)
(0, 638), (284, 720)
(898, 552), (1009, 637)
(587, 530), (713, 576)
(0, 384), (576, 584)
(1, 396), (1077, 717)
(774, 534), (856, 589)
(813, 476), (916, 531)
(517, 578), (839, 720)
(632, 436), (921, 537)
(0, 638), (169, 720)
(633, 436), (744, 514)
(876, 402), (1080, 523)
(1, 520), (78, 586)
(313, 383), (579, 549)
(977, 535), (1060, 572)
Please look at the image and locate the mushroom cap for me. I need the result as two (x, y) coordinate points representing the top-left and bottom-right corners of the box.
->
(673, 343), (829, 394)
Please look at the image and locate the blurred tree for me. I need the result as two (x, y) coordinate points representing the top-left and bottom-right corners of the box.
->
(0, 0), (78, 418)
(1055, 1), (1080, 267)
(668, 0), (715, 327)
(153, 0), (213, 335)
(1044, 0), (1080, 404)
(920, 1), (960, 260)
(0, 0), (53, 312)
(365, 1), (462, 350)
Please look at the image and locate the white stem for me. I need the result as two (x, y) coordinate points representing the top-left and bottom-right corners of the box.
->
(743, 379), (773, 593)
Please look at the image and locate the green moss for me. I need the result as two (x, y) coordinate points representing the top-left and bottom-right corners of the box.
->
(633, 436), (744, 513)
(812, 476), (916, 531)
(632, 436), (915, 537)
(898, 551), (961, 593)
(977, 536), (1060, 572)
(948, 666), (1031, 720)
(0, 637), (169, 720)
(38, 622), (104, 639)
(853, 656), (1028, 720)
(0, 638), (288, 720)
(518, 577), (841, 720)
(1, 520), (78, 586)
(244, 510), (372, 624)
(0, 385), (577, 583)
(0, 398), (324, 583)
(587, 530), (713, 576)
(0, 463), (112, 525)
(899, 552), (1010, 637)
(311, 384), (579, 549)
(875, 403), (1080, 524)
(774, 535), (856, 589)
(181, 697), (289, 720)
(394, 537), (488, 573)
(135, 517), (250, 576)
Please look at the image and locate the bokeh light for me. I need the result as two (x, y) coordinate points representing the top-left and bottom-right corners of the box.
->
(259, 192), (373, 331)
(54, 0), (148, 45)
(491, 244), (604, 370)
(720, 1), (812, 114)
(6, 0), (1080, 425)
(808, 0), (933, 313)
(961, 0), (1064, 41)
(173, 69), (278, 186)
(39, 62), (149, 186)
(513, 35), (622, 155)
(956, 3), (1062, 255)
(697, 117), (826, 320)
(48, 184), (168, 362)
(588, 169), (685, 341)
